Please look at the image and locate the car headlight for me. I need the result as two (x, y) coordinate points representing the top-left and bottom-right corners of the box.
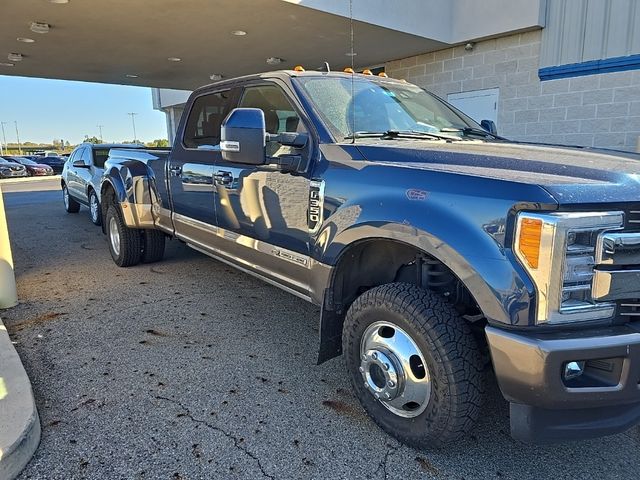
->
(514, 211), (623, 324)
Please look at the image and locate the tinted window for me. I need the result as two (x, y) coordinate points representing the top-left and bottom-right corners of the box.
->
(239, 85), (303, 157)
(183, 90), (231, 148)
(93, 149), (109, 168)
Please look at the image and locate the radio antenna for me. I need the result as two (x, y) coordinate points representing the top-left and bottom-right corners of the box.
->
(349, 0), (355, 144)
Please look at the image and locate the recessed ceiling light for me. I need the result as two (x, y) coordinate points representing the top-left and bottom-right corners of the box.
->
(0, 63), (15, 67)
(231, 30), (247, 36)
(8, 53), (23, 62)
(167, 57), (181, 62)
(30, 22), (50, 34)
(209, 74), (223, 81)
(125, 74), (139, 78)
(49, 0), (70, 3)
(17, 37), (35, 43)
(266, 57), (283, 65)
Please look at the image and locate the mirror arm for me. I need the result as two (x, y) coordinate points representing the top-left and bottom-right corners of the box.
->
(270, 154), (304, 173)
(267, 132), (308, 148)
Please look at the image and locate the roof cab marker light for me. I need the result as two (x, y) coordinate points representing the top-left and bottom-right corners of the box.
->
(343, 67), (355, 74)
(362, 69), (373, 75)
(378, 72), (388, 77)
(293, 65), (305, 72)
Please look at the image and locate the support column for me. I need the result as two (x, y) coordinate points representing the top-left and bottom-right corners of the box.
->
(0, 186), (18, 309)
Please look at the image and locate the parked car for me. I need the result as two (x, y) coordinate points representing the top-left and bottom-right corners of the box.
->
(61, 143), (144, 225)
(36, 155), (66, 174)
(0, 157), (28, 178)
(5, 156), (54, 176)
(100, 69), (640, 448)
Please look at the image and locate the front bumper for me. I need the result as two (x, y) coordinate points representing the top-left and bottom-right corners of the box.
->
(486, 324), (640, 443)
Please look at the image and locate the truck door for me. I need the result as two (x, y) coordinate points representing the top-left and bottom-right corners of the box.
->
(212, 82), (313, 291)
(168, 88), (236, 244)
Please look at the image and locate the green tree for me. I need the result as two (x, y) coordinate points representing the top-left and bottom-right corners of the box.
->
(84, 135), (102, 144)
(146, 139), (170, 147)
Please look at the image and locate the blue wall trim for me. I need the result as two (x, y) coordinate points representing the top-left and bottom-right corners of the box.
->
(538, 54), (640, 81)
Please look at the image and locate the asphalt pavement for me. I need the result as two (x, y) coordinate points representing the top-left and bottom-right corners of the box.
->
(2, 179), (640, 479)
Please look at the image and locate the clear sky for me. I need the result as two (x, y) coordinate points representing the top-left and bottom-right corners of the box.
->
(0, 75), (168, 145)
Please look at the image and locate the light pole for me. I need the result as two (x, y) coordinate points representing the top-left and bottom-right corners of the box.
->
(14, 121), (22, 155)
(97, 124), (104, 142)
(127, 113), (138, 142)
(0, 122), (8, 155)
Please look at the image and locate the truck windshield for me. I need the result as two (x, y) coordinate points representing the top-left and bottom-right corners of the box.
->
(294, 76), (479, 140)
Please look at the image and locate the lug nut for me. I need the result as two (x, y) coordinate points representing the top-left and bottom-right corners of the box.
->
(383, 363), (390, 371)
(387, 380), (395, 388)
(374, 393), (380, 399)
(361, 354), (367, 361)
(358, 366), (364, 373)
(372, 352), (378, 360)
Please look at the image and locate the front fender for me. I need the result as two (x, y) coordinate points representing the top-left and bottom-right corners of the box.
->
(315, 192), (542, 327)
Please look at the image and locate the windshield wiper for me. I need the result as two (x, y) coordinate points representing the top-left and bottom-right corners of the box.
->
(344, 130), (460, 141)
(440, 126), (505, 140)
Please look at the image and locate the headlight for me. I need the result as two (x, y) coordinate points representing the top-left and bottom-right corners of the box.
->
(514, 211), (623, 324)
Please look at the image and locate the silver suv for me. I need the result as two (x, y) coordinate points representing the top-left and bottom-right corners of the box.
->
(61, 143), (143, 225)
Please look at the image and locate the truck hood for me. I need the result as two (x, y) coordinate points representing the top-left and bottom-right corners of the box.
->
(355, 140), (640, 205)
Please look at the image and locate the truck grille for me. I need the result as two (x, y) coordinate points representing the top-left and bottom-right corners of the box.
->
(618, 300), (640, 321)
(625, 209), (640, 230)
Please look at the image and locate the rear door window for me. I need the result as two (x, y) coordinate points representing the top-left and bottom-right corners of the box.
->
(93, 149), (109, 168)
(182, 90), (232, 148)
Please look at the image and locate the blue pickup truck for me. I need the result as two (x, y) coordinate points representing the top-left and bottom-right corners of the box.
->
(99, 69), (640, 448)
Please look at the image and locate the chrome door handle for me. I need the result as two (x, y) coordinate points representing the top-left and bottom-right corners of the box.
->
(214, 170), (233, 186)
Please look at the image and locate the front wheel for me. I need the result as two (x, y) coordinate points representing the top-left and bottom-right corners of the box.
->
(89, 190), (102, 226)
(62, 184), (80, 213)
(106, 205), (141, 267)
(343, 283), (484, 449)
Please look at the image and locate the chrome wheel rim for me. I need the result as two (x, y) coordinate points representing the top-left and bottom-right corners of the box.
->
(109, 217), (120, 256)
(90, 194), (99, 222)
(63, 187), (69, 209)
(360, 321), (431, 418)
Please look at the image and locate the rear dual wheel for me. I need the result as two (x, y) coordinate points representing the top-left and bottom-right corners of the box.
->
(343, 283), (484, 448)
(106, 205), (165, 267)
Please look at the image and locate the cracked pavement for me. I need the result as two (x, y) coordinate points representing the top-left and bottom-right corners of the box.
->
(3, 179), (640, 479)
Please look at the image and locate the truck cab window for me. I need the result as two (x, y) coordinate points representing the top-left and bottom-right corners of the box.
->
(239, 85), (303, 157)
(183, 90), (231, 148)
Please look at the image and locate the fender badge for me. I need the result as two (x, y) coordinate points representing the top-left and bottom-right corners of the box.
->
(406, 189), (428, 201)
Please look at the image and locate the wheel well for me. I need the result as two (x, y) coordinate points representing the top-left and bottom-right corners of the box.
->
(330, 239), (481, 318)
(318, 239), (487, 363)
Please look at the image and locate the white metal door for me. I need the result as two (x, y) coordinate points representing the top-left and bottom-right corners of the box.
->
(447, 88), (499, 127)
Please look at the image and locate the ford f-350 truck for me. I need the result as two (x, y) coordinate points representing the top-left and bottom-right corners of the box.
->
(94, 69), (640, 448)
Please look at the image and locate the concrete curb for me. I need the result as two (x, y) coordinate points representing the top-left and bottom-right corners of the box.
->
(0, 319), (41, 480)
(0, 176), (61, 185)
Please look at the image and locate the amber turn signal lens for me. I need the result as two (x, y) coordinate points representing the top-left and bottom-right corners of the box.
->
(519, 218), (543, 269)
(293, 65), (305, 72)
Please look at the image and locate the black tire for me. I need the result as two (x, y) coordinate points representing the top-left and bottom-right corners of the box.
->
(105, 205), (141, 267)
(343, 283), (484, 449)
(62, 184), (80, 213)
(88, 189), (102, 226)
(141, 230), (165, 263)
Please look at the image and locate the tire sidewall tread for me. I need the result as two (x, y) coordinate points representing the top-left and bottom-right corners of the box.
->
(343, 282), (484, 449)
(106, 205), (141, 267)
